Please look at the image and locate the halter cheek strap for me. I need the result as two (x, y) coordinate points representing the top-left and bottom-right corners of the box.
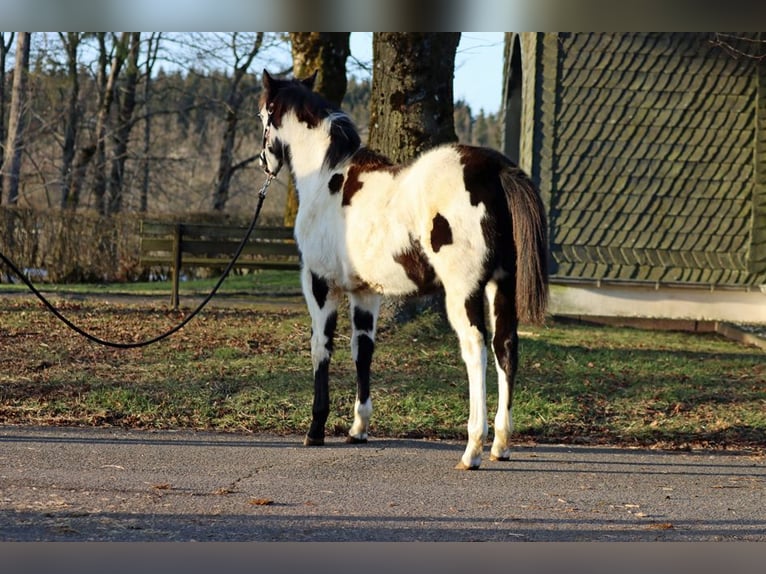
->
(261, 107), (273, 147)
(259, 108), (275, 175)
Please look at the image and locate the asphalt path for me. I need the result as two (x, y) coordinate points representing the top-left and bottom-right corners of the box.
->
(0, 425), (763, 542)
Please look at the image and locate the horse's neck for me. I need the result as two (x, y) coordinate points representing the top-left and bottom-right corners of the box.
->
(283, 123), (332, 193)
(293, 165), (340, 253)
(291, 157), (337, 227)
(294, 170), (334, 208)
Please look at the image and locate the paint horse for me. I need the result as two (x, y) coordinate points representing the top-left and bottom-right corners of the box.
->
(258, 70), (548, 469)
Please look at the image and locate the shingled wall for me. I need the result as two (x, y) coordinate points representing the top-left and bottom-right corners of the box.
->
(523, 32), (766, 288)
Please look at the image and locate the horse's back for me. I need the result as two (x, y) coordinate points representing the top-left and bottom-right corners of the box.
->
(332, 143), (537, 298)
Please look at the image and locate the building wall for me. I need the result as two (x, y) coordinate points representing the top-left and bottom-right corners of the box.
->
(546, 32), (764, 287)
(505, 33), (766, 323)
(753, 37), (766, 273)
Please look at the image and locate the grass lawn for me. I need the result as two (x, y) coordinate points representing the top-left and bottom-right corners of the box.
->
(0, 283), (764, 452)
(0, 269), (302, 297)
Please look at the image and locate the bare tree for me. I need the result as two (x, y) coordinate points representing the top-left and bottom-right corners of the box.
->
(2, 32), (31, 206)
(0, 32), (15, 203)
(107, 31), (141, 214)
(139, 32), (162, 212)
(59, 32), (82, 209)
(92, 33), (129, 215)
(709, 32), (766, 60)
(285, 32), (350, 225)
(211, 32), (264, 212)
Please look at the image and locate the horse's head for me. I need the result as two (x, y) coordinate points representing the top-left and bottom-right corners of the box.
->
(259, 69), (361, 178)
(258, 69), (317, 177)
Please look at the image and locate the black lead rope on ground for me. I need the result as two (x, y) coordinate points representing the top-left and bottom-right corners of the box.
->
(0, 175), (274, 349)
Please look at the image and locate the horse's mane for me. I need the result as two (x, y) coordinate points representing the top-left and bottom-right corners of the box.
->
(326, 112), (361, 169)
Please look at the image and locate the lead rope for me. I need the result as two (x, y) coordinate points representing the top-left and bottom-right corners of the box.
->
(0, 174), (275, 349)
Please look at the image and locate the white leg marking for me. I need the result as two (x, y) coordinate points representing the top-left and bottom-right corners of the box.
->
(348, 397), (372, 440)
(491, 359), (513, 461)
(446, 294), (487, 470)
(460, 335), (488, 469)
(347, 291), (380, 442)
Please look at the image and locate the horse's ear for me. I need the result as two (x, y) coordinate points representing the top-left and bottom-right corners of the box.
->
(262, 69), (274, 91)
(301, 70), (318, 91)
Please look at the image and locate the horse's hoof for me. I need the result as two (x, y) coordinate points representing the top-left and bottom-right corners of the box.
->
(303, 435), (324, 446)
(454, 461), (480, 471)
(489, 454), (511, 462)
(345, 436), (368, 444)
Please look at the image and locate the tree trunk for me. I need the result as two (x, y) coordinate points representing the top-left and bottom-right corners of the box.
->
(0, 32), (15, 204)
(368, 32), (460, 322)
(211, 32), (263, 212)
(368, 33), (459, 164)
(107, 32), (141, 215)
(93, 33), (127, 215)
(283, 33), (351, 226)
(68, 144), (96, 210)
(60, 32), (81, 209)
(290, 33), (350, 106)
(2, 32), (31, 206)
(140, 33), (161, 213)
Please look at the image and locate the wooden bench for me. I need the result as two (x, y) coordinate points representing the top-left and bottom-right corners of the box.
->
(139, 221), (301, 308)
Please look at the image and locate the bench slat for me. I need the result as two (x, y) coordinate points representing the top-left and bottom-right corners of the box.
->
(177, 240), (297, 258)
(141, 240), (298, 258)
(166, 257), (299, 270)
(140, 222), (294, 241)
(181, 224), (294, 241)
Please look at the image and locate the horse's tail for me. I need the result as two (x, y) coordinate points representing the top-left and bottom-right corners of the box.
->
(501, 166), (549, 325)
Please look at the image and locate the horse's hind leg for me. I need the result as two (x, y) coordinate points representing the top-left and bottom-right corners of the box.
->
(445, 289), (488, 470)
(302, 269), (340, 446)
(485, 273), (519, 461)
(346, 291), (381, 443)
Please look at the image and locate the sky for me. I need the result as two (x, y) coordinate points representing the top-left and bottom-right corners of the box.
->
(348, 32), (505, 116)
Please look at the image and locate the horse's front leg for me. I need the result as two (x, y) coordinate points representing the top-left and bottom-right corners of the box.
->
(347, 291), (381, 443)
(302, 269), (340, 446)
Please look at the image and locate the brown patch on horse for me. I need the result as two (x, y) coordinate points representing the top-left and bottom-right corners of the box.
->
(393, 237), (438, 294)
(457, 145), (508, 206)
(342, 147), (400, 207)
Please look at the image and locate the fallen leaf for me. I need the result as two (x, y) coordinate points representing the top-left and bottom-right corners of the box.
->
(647, 523), (674, 530)
(248, 498), (273, 506)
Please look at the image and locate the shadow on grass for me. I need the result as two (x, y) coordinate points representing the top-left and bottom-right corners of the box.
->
(514, 335), (765, 449)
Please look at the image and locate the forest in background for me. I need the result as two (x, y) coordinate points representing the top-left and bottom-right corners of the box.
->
(0, 32), (501, 219)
